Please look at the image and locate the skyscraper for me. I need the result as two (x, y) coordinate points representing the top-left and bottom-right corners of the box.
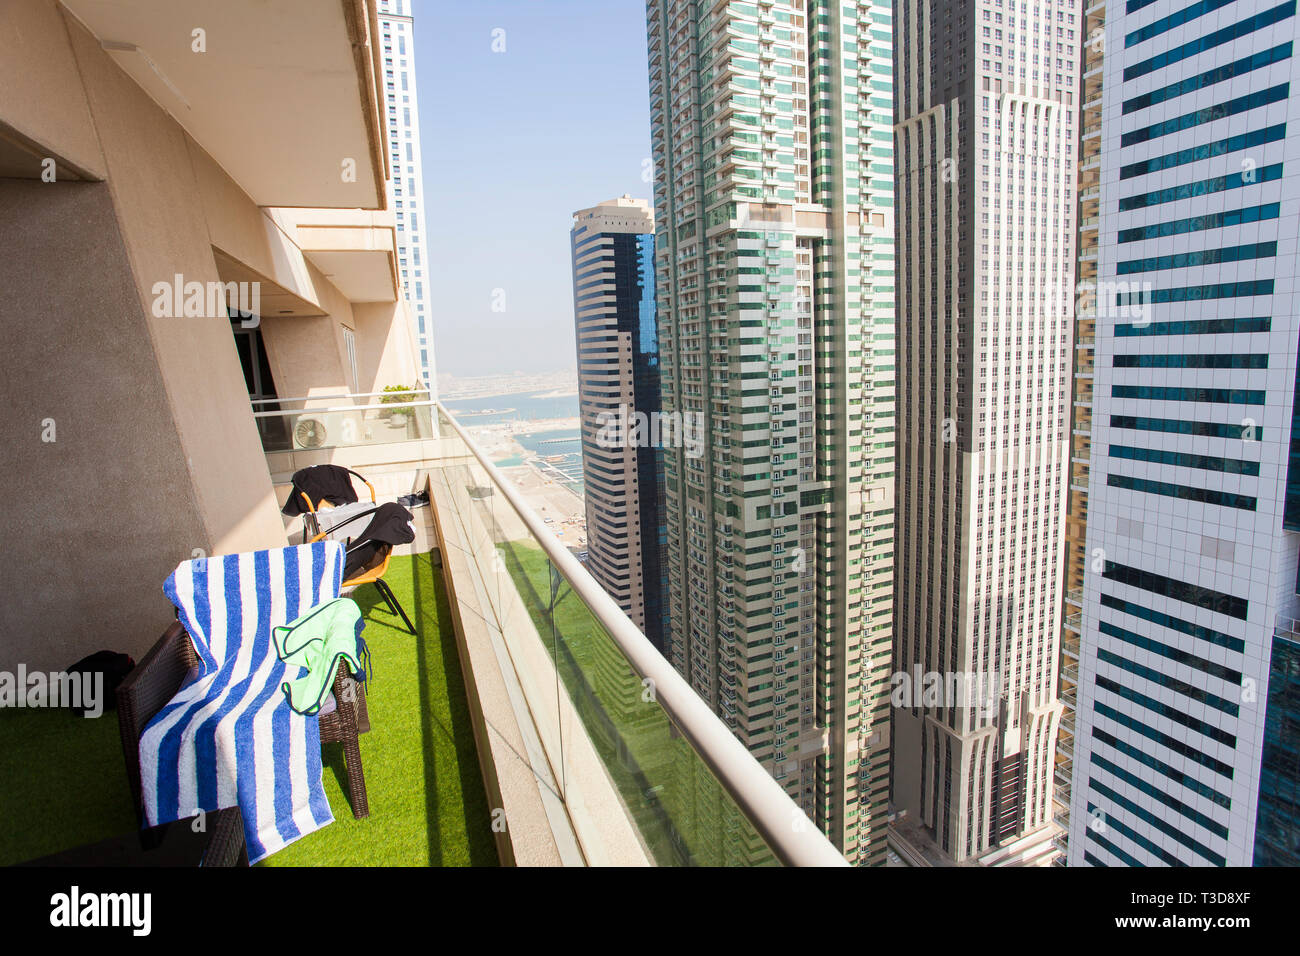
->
(571, 196), (668, 652)
(1067, 0), (1300, 867)
(377, 0), (436, 395)
(891, 0), (1079, 864)
(646, 0), (898, 865)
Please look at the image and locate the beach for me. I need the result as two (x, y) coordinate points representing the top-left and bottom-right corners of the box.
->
(463, 414), (588, 551)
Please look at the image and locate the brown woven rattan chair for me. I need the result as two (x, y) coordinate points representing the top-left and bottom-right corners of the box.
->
(117, 621), (371, 824)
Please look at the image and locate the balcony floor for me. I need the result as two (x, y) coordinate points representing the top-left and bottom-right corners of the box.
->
(0, 553), (498, 867)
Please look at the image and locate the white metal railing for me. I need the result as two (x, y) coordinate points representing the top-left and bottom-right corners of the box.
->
(250, 385), (433, 405)
(435, 402), (848, 867)
(250, 397), (435, 419)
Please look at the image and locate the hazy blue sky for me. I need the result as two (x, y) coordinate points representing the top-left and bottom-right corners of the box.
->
(414, 0), (652, 378)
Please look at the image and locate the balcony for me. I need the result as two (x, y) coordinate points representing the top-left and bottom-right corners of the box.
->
(2, 400), (846, 867)
(9, 308), (865, 862)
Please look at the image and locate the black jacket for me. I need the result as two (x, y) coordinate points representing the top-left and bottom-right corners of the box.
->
(343, 502), (416, 579)
(283, 465), (360, 516)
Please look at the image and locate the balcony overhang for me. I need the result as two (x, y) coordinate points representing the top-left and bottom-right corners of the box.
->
(60, 0), (387, 209)
(272, 208), (399, 303)
(213, 248), (326, 318)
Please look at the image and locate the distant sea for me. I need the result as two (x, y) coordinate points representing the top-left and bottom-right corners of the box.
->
(445, 390), (583, 495)
(442, 389), (579, 424)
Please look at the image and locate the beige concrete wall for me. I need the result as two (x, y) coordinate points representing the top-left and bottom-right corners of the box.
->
(62, 13), (288, 556)
(352, 300), (422, 394)
(257, 257), (357, 400)
(0, 179), (204, 670)
(188, 141), (329, 315)
(0, 0), (105, 179)
(0, 1), (424, 670)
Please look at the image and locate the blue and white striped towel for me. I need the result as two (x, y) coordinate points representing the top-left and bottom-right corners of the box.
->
(140, 541), (347, 863)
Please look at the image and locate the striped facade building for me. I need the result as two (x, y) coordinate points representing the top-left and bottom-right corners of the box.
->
(571, 197), (668, 651)
(892, 0), (1078, 864)
(1068, 0), (1300, 867)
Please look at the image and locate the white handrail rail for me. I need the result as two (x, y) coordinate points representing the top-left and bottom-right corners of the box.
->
(250, 388), (429, 405)
(250, 399), (436, 419)
(435, 401), (848, 867)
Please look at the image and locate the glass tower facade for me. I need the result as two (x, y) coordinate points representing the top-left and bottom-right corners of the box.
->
(571, 198), (668, 652)
(647, 0), (897, 865)
(1254, 628), (1300, 865)
(1067, 0), (1300, 867)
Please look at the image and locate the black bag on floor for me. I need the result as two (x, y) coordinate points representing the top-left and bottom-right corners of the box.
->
(66, 651), (136, 713)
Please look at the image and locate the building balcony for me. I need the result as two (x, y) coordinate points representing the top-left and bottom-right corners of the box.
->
(3, 395), (846, 867)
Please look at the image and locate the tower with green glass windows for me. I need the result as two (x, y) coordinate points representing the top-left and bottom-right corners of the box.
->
(646, 0), (896, 865)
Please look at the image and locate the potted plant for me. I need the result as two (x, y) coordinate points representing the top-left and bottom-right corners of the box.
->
(380, 384), (418, 428)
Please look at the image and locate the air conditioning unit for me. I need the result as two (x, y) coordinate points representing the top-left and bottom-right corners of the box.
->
(292, 411), (348, 450)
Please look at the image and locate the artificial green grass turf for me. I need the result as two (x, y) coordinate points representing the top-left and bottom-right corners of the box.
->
(0, 702), (137, 866)
(263, 551), (498, 866)
(0, 552), (497, 867)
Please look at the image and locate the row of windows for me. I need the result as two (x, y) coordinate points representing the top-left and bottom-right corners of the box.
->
(1100, 593), (1245, 654)
(1113, 351), (1267, 369)
(1103, 560), (1248, 621)
(1117, 241), (1277, 276)
(1093, 726), (1232, 809)
(1085, 829), (1141, 867)
(1110, 442), (1261, 477)
(1120, 162), (1283, 210)
(1114, 316), (1271, 337)
(1092, 703), (1234, 777)
(1112, 384), (1266, 406)
(1107, 472), (1257, 512)
(1099, 649), (1239, 719)
(1116, 278), (1274, 305)
(1110, 415), (1261, 442)
(1097, 674), (1236, 747)
(1126, 0), (1239, 48)
(1092, 750), (1230, 836)
(1089, 780), (1227, 866)
(1122, 84), (1291, 149)
(1098, 618), (1243, 685)
(1117, 203), (1280, 244)
(1119, 123), (1286, 181)
(1122, 3), (1295, 83)
(1122, 42), (1291, 115)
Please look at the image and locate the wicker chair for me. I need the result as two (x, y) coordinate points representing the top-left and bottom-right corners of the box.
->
(117, 621), (371, 825)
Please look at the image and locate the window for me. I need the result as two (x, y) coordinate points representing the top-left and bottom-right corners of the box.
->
(342, 327), (359, 392)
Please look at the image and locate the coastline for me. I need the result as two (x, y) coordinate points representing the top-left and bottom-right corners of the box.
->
(463, 414), (587, 551)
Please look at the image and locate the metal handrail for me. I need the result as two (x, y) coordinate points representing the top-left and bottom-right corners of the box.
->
(435, 401), (848, 867)
(250, 398), (437, 419)
(250, 386), (432, 405)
